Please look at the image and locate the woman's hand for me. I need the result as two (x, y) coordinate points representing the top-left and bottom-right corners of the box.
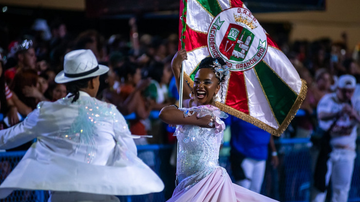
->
(171, 49), (192, 100)
(135, 78), (151, 92)
(171, 49), (187, 73)
(144, 97), (156, 110)
(23, 86), (43, 99)
(198, 115), (215, 128)
(271, 155), (279, 168)
(7, 106), (20, 126)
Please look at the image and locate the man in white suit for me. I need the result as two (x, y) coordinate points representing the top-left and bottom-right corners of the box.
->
(0, 49), (164, 202)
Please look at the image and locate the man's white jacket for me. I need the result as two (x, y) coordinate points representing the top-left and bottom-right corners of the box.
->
(0, 91), (164, 198)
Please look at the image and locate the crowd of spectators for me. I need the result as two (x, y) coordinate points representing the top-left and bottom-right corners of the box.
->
(0, 18), (180, 149)
(1, 18), (359, 141)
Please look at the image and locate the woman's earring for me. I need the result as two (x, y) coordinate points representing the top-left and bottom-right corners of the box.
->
(189, 92), (194, 99)
(213, 93), (220, 102)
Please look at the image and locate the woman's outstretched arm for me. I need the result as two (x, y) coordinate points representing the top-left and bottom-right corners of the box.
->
(159, 105), (213, 127)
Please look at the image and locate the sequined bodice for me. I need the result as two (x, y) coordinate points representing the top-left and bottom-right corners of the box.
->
(175, 105), (227, 191)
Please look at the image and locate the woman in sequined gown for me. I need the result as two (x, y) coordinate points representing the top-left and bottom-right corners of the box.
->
(159, 50), (277, 202)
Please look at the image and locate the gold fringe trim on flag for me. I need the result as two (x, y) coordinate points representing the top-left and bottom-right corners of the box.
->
(216, 79), (307, 136)
(183, 72), (307, 136)
(215, 102), (278, 135)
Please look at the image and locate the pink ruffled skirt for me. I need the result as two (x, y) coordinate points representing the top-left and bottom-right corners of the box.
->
(167, 167), (278, 202)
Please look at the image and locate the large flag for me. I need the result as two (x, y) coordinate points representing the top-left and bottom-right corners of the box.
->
(178, 0), (307, 136)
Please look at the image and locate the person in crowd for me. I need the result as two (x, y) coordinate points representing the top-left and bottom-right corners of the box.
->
(49, 19), (67, 49)
(102, 51), (124, 96)
(7, 69), (42, 151)
(49, 43), (71, 73)
(312, 75), (360, 202)
(229, 116), (278, 193)
(10, 69), (39, 116)
(0, 49), (164, 201)
(4, 39), (37, 84)
(118, 62), (154, 136)
(314, 68), (333, 101)
(38, 73), (50, 95)
(343, 58), (360, 78)
(75, 30), (106, 62)
(36, 59), (49, 74)
(22, 72), (50, 102)
(160, 49), (277, 202)
(50, 83), (67, 101)
(167, 34), (178, 57)
(145, 61), (173, 143)
(0, 55), (20, 129)
(330, 42), (347, 76)
(44, 69), (57, 85)
(296, 67), (318, 138)
(145, 61), (173, 110)
(102, 59), (151, 116)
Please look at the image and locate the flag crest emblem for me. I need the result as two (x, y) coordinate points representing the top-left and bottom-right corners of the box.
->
(208, 8), (267, 71)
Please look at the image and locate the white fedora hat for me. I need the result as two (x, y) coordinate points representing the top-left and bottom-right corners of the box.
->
(55, 49), (109, 83)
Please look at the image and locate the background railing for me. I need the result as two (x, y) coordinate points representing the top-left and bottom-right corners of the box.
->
(0, 139), (359, 202)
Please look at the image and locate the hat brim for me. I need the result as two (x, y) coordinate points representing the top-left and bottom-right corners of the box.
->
(55, 64), (109, 84)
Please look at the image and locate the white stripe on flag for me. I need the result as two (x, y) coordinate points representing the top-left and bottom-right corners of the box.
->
(244, 69), (279, 128)
(217, 0), (231, 10)
(186, 0), (213, 33)
(183, 46), (209, 75)
(263, 47), (302, 94)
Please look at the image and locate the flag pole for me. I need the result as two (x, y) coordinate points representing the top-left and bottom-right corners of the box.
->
(179, 64), (184, 108)
(179, 10), (187, 109)
(175, 0), (187, 186)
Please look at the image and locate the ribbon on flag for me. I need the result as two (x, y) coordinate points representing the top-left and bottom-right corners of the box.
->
(178, 0), (307, 136)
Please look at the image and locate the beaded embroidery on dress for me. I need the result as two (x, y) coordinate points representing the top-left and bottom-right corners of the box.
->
(175, 105), (227, 191)
(168, 105), (278, 202)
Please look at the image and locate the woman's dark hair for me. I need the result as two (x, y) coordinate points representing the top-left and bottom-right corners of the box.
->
(147, 62), (165, 84)
(38, 72), (49, 81)
(198, 57), (227, 82)
(10, 69), (38, 110)
(314, 68), (330, 82)
(65, 76), (96, 103)
(115, 62), (139, 82)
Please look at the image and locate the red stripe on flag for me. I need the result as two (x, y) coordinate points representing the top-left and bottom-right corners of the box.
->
(183, 28), (208, 51)
(178, 0), (207, 51)
(266, 34), (280, 50)
(231, 0), (244, 7)
(225, 71), (249, 114)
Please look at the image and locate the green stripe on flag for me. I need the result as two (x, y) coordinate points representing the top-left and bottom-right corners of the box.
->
(190, 65), (200, 81)
(254, 61), (297, 125)
(196, 0), (222, 17)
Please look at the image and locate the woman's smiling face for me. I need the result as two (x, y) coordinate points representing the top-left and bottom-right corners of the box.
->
(193, 68), (220, 105)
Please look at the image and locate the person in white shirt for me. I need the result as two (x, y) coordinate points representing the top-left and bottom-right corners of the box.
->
(0, 49), (164, 202)
(312, 74), (360, 202)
